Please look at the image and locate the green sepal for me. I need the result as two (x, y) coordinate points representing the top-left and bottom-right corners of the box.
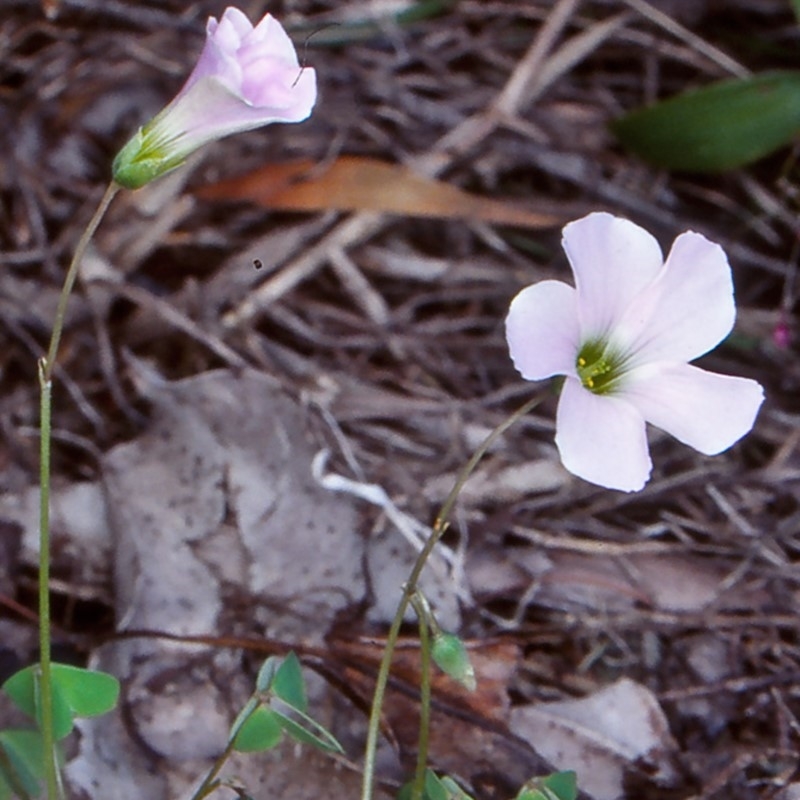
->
(112, 126), (186, 190)
(612, 71), (800, 172)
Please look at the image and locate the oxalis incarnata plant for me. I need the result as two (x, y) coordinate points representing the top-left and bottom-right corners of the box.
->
(0, 5), (764, 800)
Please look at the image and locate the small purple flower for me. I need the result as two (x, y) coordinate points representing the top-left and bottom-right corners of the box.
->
(505, 212), (764, 492)
(113, 7), (316, 189)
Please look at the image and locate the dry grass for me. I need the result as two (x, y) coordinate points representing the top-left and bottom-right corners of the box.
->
(1, 1), (799, 798)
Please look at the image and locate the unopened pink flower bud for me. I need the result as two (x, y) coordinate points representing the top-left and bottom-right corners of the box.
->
(113, 7), (316, 190)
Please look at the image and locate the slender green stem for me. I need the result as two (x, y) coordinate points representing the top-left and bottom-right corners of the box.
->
(190, 742), (233, 800)
(37, 182), (119, 800)
(37, 366), (59, 800)
(43, 183), (119, 384)
(359, 396), (540, 800)
(410, 593), (432, 800)
(190, 695), (260, 800)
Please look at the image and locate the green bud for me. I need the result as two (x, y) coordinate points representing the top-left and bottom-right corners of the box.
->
(431, 632), (476, 691)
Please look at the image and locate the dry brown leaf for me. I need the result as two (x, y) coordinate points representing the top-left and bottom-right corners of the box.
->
(328, 636), (557, 789)
(330, 636), (519, 724)
(510, 678), (681, 800)
(196, 156), (560, 228)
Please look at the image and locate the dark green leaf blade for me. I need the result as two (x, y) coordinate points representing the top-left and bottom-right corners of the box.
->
(612, 71), (800, 172)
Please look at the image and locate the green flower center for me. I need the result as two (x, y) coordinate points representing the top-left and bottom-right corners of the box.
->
(576, 340), (624, 394)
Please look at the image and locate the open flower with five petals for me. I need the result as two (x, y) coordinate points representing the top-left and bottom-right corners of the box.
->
(113, 7), (316, 189)
(505, 212), (764, 491)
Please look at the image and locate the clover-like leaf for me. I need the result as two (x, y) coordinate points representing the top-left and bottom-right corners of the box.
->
(50, 665), (119, 718)
(271, 652), (307, 713)
(517, 771), (577, 800)
(0, 729), (46, 800)
(396, 770), (474, 800)
(255, 657), (281, 693)
(3, 666), (73, 740)
(3, 664), (119, 741)
(273, 708), (344, 754)
(232, 707), (283, 753)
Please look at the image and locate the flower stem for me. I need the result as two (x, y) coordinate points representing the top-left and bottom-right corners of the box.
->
(359, 396), (540, 800)
(37, 182), (119, 800)
(43, 183), (119, 384)
(37, 365), (59, 800)
(409, 592), (432, 800)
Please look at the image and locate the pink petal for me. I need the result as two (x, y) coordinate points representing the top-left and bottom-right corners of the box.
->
(241, 58), (307, 107)
(184, 9), (251, 92)
(555, 378), (652, 491)
(159, 68), (316, 159)
(113, 9), (317, 190)
(623, 363), (764, 455)
(251, 14), (302, 65)
(215, 7), (254, 39)
(505, 281), (580, 380)
(614, 231), (735, 365)
(562, 213), (664, 340)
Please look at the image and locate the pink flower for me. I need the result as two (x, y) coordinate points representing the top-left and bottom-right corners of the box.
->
(113, 7), (316, 189)
(505, 212), (764, 491)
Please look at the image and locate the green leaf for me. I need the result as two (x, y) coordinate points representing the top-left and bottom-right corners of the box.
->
(396, 770), (473, 800)
(3, 666), (74, 739)
(431, 633), (476, 691)
(51, 665), (120, 718)
(517, 772), (578, 800)
(232, 707), (283, 753)
(272, 653), (307, 713)
(539, 771), (577, 800)
(273, 709), (344, 754)
(3, 664), (119, 741)
(791, 0), (800, 25)
(0, 770), (11, 800)
(255, 657), (281, 693)
(612, 71), (800, 172)
(438, 775), (475, 800)
(4, 666), (41, 719)
(229, 696), (260, 742)
(423, 771), (449, 800)
(0, 729), (46, 799)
